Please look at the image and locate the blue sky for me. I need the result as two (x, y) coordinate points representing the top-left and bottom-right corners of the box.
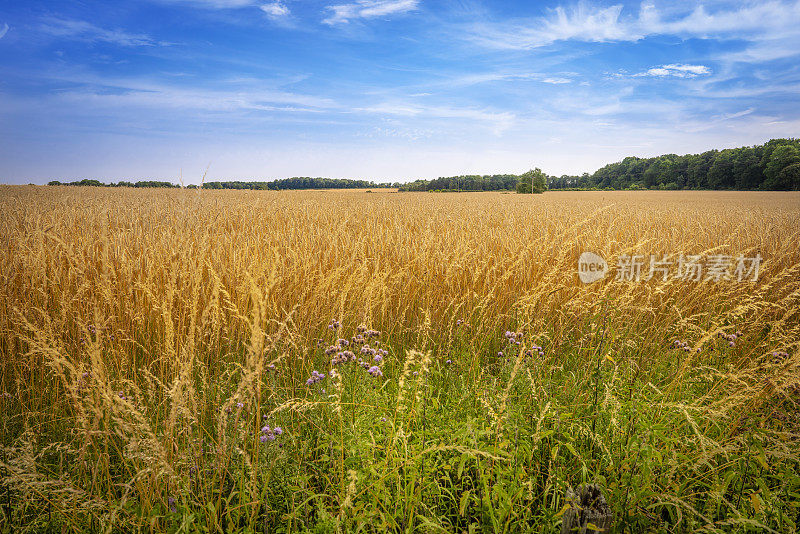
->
(1, 0), (799, 183)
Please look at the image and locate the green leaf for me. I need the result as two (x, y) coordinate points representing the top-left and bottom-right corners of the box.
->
(459, 490), (471, 516)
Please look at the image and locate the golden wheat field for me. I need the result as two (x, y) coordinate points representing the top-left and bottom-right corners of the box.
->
(1, 186), (799, 533)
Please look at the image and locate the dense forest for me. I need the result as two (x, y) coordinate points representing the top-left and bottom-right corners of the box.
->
(548, 138), (800, 191)
(45, 138), (800, 191)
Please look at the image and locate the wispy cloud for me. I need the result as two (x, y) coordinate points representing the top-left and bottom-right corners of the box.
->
(430, 71), (577, 88)
(260, 2), (289, 19)
(39, 17), (163, 47)
(632, 64), (711, 78)
(54, 79), (338, 114)
(323, 0), (419, 25)
(542, 77), (572, 84)
(156, 0), (255, 8)
(0, 23), (9, 40)
(464, 1), (800, 50)
(359, 101), (515, 134)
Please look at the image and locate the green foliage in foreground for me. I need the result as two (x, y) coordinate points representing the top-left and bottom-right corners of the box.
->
(2, 312), (798, 533)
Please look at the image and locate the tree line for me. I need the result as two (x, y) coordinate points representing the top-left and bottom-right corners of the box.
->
(45, 138), (800, 191)
(47, 179), (180, 188)
(548, 138), (800, 191)
(48, 177), (399, 190)
(398, 139), (799, 192)
(398, 174), (520, 192)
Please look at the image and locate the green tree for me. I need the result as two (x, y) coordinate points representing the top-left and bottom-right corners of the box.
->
(517, 168), (547, 194)
(763, 145), (800, 190)
(708, 149), (736, 189)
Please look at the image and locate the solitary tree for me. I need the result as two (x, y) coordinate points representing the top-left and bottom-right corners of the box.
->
(517, 168), (548, 194)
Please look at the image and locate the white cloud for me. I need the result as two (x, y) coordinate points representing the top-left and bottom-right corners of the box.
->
(633, 64), (711, 78)
(0, 23), (9, 40)
(59, 84), (336, 113)
(22, 71), (338, 115)
(323, 0), (419, 25)
(260, 2), (289, 18)
(465, 1), (800, 50)
(157, 0), (254, 7)
(359, 101), (515, 134)
(542, 77), (572, 84)
(39, 17), (160, 47)
(722, 39), (800, 63)
(434, 71), (576, 88)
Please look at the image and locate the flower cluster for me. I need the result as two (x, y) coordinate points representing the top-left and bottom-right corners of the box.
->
(769, 350), (790, 362)
(331, 350), (356, 365)
(523, 344), (545, 358)
(455, 318), (471, 330)
(672, 339), (700, 353)
(259, 424), (283, 443)
(356, 324), (381, 337)
(320, 323), (386, 379)
(306, 370), (326, 386)
(328, 319), (341, 330)
(504, 330), (524, 345)
(717, 330), (742, 347)
(361, 344), (388, 363)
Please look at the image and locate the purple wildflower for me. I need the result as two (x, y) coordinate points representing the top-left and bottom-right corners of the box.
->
(307, 370), (326, 386)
